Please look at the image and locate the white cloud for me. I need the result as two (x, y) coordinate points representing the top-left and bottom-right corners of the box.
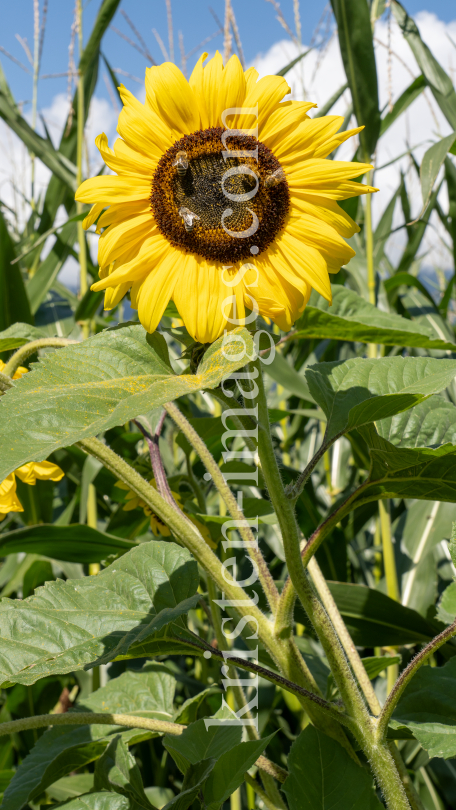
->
(252, 11), (456, 273)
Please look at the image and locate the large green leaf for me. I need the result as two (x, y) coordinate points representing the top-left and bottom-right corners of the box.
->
(392, 657), (456, 759)
(282, 725), (382, 809)
(0, 212), (33, 333)
(365, 438), (456, 502)
(298, 582), (445, 647)
(94, 737), (154, 810)
(296, 287), (456, 350)
(164, 715), (242, 774)
(0, 541), (198, 687)
(0, 323), (48, 354)
(392, 1), (456, 130)
(376, 396), (456, 448)
(2, 664), (176, 810)
(330, 0), (380, 159)
(0, 325), (254, 478)
(305, 356), (456, 442)
(0, 525), (136, 564)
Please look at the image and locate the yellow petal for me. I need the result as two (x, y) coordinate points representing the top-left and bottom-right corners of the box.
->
(98, 212), (156, 268)
(97, 201), (151, 231)
(0, 473), (23, 515)
(274, 230), (332, 302)
(313, 126), (364, 159)
(76, 175), (151, 205)
(137, 250), (181, 332)
(260, 100), (317, 146)
(145, 63), (200, 137)
(118, 84), (172, 156)
(16, 460), (64, 485)
(238, 75), (291, 135)
(273, 116), (345, 162)
(83, 203), (104, 232)
(95, 133), (156, 177)
(190, 52), (246, 130)
(289, 193), (360, 238)
(287, 214), (356, 270)
(103, 282), (131, 311)
(92, 233), (169, 291)
(287, 159), (377, 200)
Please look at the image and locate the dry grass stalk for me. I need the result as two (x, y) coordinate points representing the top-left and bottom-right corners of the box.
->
(166, 0), (175, 63)
(152, 28), (169, 62)
(224, 0), (233, 62)
(179, 31), (187, 78)
(120, 9), (156, 65)
(229, 5), (245, 69)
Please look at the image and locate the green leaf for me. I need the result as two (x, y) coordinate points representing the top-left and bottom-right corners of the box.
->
(94, 736), (155, 810)
(296, 286), (456, 350)
(306, 582), (445, 646)
(330, 0), (381, 159)
(361, 655), (402, 680)
(0, 211), (33, 333)
(202, 735), (275, 810)
(46, 774), (94, 802)
(0, 525), (136, 564)
(276, 49), (311, 77)
(436, 582), (456, 624)
(305, 356), (456, 442)
(52, 795), (129, 810)
(0, 541), (199, 687)
(0, 323), (47, 354)
(0, 325), (254, 479)
(366, 439), (456, 502)
(163, 760), (216, 810)
(380, 75), (426, 135)
(26, 221), (79, 314)
(283, 725), (382, 809)
(400, 287), (455, 346)
(419, 133), (456, 216)
(164, 714), (242, 774)
(376, 396), (456, 449)
(392, 1), (456, 130)
(2, 664), (176, 810)
(392, 657), (456, 758)
(0, 90), (77, 191)
(384, 272), (439, 309)
(314, 83), (348, 118)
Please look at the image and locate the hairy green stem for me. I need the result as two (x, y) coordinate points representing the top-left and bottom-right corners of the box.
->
(0, 712), (183, 738)
(165, 400), (279, 613)
(3, 339), (76, 379)
(78, 436), (269, 644)
(308, 556), (381, 716)
(252, 360), (412, 807)
(78, 437), (343, 735)
(0, 711), (282, 781)
(244, 774), (283, 810)
(377, 618), (456, 741)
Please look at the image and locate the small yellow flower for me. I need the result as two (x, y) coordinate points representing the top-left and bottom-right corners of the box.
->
(0, 461), (64, 522)
(117, 478), (215, 546)
(0, 359), (28, 379)
(76, 52), (377, 343)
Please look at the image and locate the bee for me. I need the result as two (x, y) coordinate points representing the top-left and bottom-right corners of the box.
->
(178, 207), (200, 232)
(264, 168), (286, 189)
(173, 150), (189, 177)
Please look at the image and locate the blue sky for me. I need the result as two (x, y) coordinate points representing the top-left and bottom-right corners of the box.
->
(1, 0), (455, 113)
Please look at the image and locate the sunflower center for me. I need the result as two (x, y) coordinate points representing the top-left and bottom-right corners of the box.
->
(150, 127), (289, 262)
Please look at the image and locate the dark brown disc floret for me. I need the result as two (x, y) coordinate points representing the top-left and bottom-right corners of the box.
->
(150, 127), (289, 263)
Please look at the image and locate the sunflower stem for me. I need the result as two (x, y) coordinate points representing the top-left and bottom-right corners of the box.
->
(164, 399), (279, 614)
(3, 339), (77, 379)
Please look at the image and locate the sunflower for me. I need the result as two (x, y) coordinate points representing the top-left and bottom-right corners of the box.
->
(0, 462), (64, 522)
(117, 478), (214, 546)
(76, 52), (376, 342)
